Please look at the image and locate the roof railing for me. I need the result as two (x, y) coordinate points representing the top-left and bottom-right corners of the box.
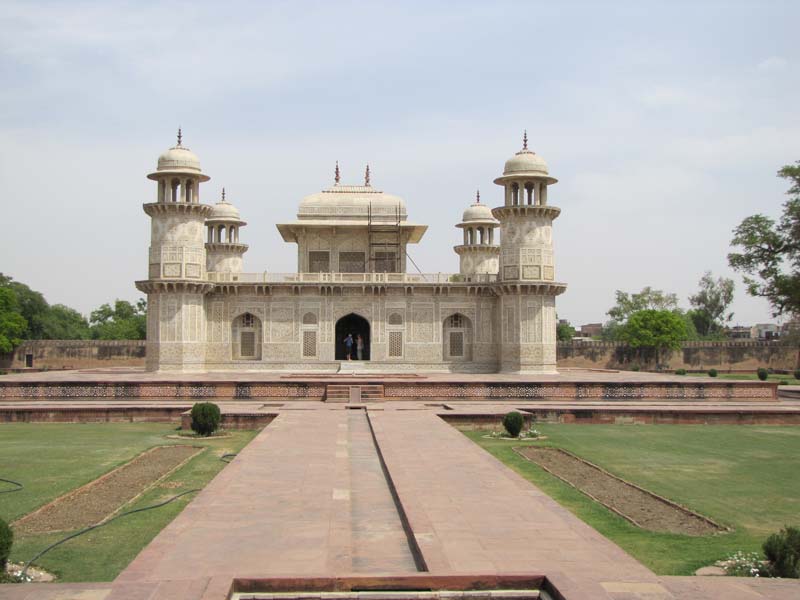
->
(206, 272), (498, 284)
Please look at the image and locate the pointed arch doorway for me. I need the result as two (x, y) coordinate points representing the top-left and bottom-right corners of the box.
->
(335, 313), (370, 360)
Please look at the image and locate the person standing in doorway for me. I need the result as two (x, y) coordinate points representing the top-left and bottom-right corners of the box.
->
(344, 333), (354, 360)
(356, 334), (364, 360)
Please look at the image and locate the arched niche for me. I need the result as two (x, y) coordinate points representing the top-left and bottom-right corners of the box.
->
(232, 312), (262, 360)
(443, 312), (473, 361)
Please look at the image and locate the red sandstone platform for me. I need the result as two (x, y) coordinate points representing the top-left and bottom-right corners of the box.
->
(2, 404), (799, 600)
(0, 367), (778, 403)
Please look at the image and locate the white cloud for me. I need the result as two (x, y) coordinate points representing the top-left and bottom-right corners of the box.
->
(757, 56), (789, 71)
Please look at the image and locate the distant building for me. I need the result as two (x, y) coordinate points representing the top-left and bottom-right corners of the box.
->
(781, 319), (800, 337)
(580, 323), (603, 338)
(729, 326), (751, 340)
(751, 323), (780, 340)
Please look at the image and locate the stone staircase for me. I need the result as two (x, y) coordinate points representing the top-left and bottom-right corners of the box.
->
(325, 383), (385, 403)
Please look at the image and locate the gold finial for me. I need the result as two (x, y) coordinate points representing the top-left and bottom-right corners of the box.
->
(522, 129), (528, 150)
(221, 187), (226, 202)
(335, 161), (340, 184)
(476, 189), (481, 204)
(365, 164), (371, 186)
(177, 127), (183, 146)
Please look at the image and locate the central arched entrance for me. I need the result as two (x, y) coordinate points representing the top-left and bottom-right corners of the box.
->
(335, 313), (370, 360)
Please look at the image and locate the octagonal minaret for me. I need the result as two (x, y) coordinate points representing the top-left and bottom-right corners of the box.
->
(454, 191), (499, 278)
(135, 130), (213, 371)
(492, 132), (567, 373)
(206, 189), (248, 274)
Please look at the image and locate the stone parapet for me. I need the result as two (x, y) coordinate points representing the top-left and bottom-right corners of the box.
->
(0, 377), (777, 401)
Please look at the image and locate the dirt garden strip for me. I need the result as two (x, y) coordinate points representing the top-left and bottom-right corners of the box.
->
(13, 445), (202, 534)
(515, 447), (726, 536)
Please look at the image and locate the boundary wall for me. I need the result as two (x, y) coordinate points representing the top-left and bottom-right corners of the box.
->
(1, 339), (797, 372)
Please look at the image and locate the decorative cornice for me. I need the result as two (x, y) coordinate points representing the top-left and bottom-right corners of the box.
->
(453, 245), (500, 255)
(205, 242), (249, 253)
(135, 280), (215, 294)
(143, 202), (214, 217)
(494, 282), (568, 296)
(491, 205), (561, 220)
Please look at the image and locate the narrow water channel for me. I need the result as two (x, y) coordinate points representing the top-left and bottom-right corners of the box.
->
(346, 409), (421, 572)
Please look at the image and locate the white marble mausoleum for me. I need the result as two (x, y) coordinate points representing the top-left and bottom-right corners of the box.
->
(136, 132), (567, 372)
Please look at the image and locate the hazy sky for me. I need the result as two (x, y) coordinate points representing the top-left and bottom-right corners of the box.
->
(1, 0), (798, 327)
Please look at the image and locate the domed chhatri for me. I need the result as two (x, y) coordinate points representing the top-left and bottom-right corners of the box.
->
(454, 190), (500, 278)
(205, 188), (248, 274)
(208, 188), (243, 222)
(148, 128), (210, 182)
(136, 132), (565, 374)
(461, 191), (498, 223)
(496, 130), (557, 185)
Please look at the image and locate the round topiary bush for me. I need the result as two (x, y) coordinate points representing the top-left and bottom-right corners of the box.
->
(675, 368), (687, 376)
(757, 367), (769, 381)
(763, 526), (800, 578)
(502, 411), (524, 438)
(0, 517), (12, 572)
(190, 402), (221, 437)
(708, 368), (718, 378)
(794, 369), (800, 381)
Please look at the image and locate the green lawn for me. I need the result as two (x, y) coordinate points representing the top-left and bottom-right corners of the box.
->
(465, 425), (800, 575)
(0, 423), (258, 581)
(715, 372), (800, 385)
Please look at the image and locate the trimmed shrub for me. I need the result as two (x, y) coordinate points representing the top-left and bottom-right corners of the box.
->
(763, 526), (800, 578)
(708, 368), (718, 378)
(675, 368), (687, 375)
(779, 379), (790, 385)
(0, 517), (12, 572)
(631, 364), (640, 372)
(190, 402), (221, 436)
(757, 367), (768, 381)
(502, 411), (524, 438)
(794, 369), (800, 380)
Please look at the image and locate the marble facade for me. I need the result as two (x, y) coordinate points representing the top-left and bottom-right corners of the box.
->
(136, 132), (567, 372)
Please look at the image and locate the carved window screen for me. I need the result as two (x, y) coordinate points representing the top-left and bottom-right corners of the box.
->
(339, 252), (366, 273)
(374, 251), (397, 273)
(242, 313), (255, 327)
(303, 330), (317, 357)
(449, 331), (464, 357)
(389, 331), (403, 357)
(309, 251), (330, 273)
(448, 314), (463, 328)
(240, 332), (256, 357)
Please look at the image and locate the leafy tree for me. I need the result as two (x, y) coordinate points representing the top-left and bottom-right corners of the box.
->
(0, 287), (28, 353)
(607, 287), (679, 324)
(688, 271), (735, 337)
(557, 320), (575, 341)
(728, 161), (800, 318)
(0, 274), (90, 341)
(618, 309), (688, 367)
(40, 304), (91, 340)
(90, 299), (147, 340)
(0, 274), (49, 339)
